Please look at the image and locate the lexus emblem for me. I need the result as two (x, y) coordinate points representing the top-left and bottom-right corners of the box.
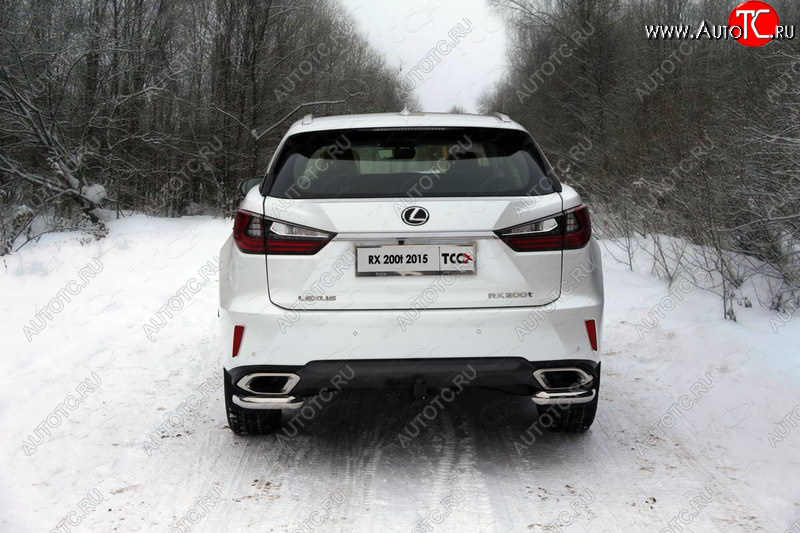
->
(401, 206), (429, 226)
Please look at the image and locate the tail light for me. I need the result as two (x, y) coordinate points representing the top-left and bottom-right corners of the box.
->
(495, 205), (591, 252)
(233, 210), (334, 255)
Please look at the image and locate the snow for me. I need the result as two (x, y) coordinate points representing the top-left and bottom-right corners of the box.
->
(1, 216), (799, 532)
(81, 184), (107, 204)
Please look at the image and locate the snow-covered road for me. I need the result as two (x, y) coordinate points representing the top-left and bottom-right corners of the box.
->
(1, 216), (798, 532)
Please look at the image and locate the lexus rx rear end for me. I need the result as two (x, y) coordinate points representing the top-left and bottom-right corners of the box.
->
(219, 111), (604, 435)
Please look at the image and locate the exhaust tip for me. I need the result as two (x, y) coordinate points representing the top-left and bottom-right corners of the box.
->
(237, 373), (300, 395)
(533, 367), (593, 390)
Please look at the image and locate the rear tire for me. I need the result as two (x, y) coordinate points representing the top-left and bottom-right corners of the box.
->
(224, 370), (282, 435)
(542, 397), (598, 433)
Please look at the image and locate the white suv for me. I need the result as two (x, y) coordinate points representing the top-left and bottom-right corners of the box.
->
(219, 111), (604, 435)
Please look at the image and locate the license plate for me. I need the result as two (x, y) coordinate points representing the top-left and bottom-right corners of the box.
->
(356, 244), (476, 276)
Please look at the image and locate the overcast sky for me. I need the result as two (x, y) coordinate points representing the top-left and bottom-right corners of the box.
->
(342, 0), (508, 113)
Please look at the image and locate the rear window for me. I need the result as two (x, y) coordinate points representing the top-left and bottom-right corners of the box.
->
(267, 127), (556, 199)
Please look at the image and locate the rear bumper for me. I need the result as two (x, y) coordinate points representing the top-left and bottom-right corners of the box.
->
(220, 299), (603, 369)
(225, 358), (600, 409)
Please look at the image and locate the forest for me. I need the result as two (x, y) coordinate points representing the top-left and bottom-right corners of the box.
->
(482, 0), (800, 316)
(0, 0), (413, 242)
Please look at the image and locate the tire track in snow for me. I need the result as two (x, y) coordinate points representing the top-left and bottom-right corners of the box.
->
(439, 399), (497, 532)
(465, 393), (624, 533)
(468, 397), (555, 532)
(196, 423), (314, 532)
(305, 391), (498, 532)
(338, 400), (389, 532)
(605, 360), (771, 532)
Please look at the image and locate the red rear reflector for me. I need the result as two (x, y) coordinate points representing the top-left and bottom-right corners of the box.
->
(232, 325), (245, 357)
(585, 319), (598, 351)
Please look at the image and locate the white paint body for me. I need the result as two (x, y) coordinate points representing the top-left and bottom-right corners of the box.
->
(219, 112), (603, 371)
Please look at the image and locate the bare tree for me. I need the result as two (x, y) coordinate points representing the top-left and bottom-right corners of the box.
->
(483, 0), (800, 316)
(0, 0), (414, 253)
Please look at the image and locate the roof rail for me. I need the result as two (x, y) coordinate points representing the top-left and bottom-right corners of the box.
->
(301, 113), (313, 125)
(492, 112), (511, 122)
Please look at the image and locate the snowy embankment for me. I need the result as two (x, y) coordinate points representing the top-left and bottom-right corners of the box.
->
(1, 215), (799, 533)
